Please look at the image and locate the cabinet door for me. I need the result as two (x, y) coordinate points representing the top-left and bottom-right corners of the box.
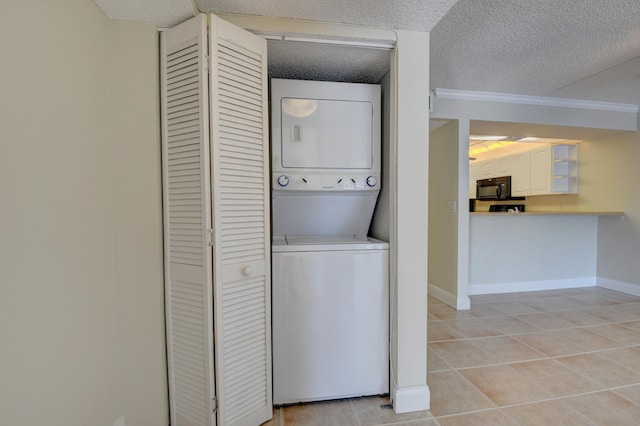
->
(209, 15), (272, 426)
(529, 146), (551, 195)
(161, 15), (216, 426)
(480, 159), (496, 177)
(495, 157), (512, 177)
(511, 152), (529, 196)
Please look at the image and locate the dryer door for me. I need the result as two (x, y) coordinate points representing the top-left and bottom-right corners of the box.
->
(280, 98), (374, 169)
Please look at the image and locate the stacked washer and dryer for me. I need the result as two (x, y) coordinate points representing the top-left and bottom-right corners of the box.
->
(270, 79), (389, 405)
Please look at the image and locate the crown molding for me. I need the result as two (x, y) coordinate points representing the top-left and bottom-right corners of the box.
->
(433, 89), (638, 114)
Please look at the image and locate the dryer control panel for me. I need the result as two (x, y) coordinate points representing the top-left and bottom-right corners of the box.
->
(273, 173), (380, 191)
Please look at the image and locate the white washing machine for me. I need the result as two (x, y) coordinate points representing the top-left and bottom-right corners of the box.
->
(272, 236), (389, 404)
(270, 79), (389, 405)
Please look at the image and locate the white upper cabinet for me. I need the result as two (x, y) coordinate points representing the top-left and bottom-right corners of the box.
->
(495, 157), (511, 177)
(480, 159), (496, 177)
(528, 145), (551, 195)
(470, 143), (578, 197)
(510, 151), (530, 197)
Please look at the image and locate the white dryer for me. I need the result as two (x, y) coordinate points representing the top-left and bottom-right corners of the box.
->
(270, 79), (389, 405)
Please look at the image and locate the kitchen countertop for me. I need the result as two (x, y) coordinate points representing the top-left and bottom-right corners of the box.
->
(470, 211), (624, 216)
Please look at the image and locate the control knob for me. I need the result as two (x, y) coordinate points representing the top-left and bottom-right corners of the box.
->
(366, 176), (377, 187)
(277, 175), (289, 187)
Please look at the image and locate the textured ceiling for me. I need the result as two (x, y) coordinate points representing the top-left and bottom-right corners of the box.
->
(94, 0), (451, 84)
(267, 41), (391, 84)
(94, 0), (458, 30)
(94, 0), (195, 28)
(95, 0), (640, 107)
(195, 0), (458, 31)
(431, 0), (640, 106)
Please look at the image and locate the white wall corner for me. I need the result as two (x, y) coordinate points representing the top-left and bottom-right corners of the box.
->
(456, 296), (471, 310)
(113, 416), (126, 426)
(597, 277), (640, 297)
(428, 283), (470, 311)
(392, 384), (430, 414)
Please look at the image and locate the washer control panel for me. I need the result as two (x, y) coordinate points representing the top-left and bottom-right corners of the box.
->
(273, 173), (380, 191)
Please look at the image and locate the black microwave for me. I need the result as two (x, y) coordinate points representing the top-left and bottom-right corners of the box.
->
(476, 176), (511, 200)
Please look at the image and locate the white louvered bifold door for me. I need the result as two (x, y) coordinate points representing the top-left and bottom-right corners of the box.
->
(208, 15), (272, 426)
(161, 15), (216, 426)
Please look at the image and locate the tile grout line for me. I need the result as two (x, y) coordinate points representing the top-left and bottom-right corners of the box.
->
(432, 385), (636, 421)
(428, 340), (640, 373)
(428, 289), (640, 423)
(427, 315), (640, 344)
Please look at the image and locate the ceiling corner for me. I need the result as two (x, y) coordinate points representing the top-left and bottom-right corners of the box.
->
(95, 0), (197, 28)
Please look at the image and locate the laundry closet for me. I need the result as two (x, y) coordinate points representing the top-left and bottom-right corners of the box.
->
(161, 13), (395, 426)
(270, 78), (388, 405)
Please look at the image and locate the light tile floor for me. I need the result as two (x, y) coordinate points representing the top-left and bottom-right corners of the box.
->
(265, 287), (640, 425)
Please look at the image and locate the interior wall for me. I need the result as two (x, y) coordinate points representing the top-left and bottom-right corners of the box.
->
(370, 71), (391, 241)
(110, 21), (169, 425)
(428, 122), (459, 298)
(469, 215), (598, 291)
(521, 128), (636, 213)
(0, 1), (119, 424)
(392, 29), (430, 413)
(431, 96), (637, 132)
(468, 121), (640, 294)
(0, 2), (168, 425)
(591, 116), (640, 292)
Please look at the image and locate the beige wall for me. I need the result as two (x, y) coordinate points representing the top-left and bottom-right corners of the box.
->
(428, 122), (459, 296)
(523, 130), (635, 213)
(110, 21), (168, 426)
(590, 119), (640, 289)
(0, 1), (167, 425)
(527, 123), (640, 290)
(471, 121), (640, 292)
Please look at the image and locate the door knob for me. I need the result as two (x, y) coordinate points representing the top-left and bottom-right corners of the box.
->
(242, 266), (252, 276)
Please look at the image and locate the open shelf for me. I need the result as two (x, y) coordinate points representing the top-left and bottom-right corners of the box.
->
(552, 145), (578, 194)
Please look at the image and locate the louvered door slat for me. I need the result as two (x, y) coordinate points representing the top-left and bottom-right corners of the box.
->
(220, 142), (263, 156)
(168, 106), (199, 121)
(221, 110), (262, 127)
(219, 127), (263, 141)
(219, 116), (263, 134)
(219, 139), (262, 154)
(209, 15), (272, 426)
(219, 86), (263, 108)
(218, 45), (261, 71)
(162, 15), (215, 426)
(220, 184), (262, 192)
(220, 147), (263, 160)
(169, 166), (201, 176)
(220, 97), (262, 116)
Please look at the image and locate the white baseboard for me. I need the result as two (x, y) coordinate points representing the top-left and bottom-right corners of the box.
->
(392, 384), (430, 414)
(428, 283), (471, 310)
(468, 277), (597, 295)
(597, 277), (640, 297)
